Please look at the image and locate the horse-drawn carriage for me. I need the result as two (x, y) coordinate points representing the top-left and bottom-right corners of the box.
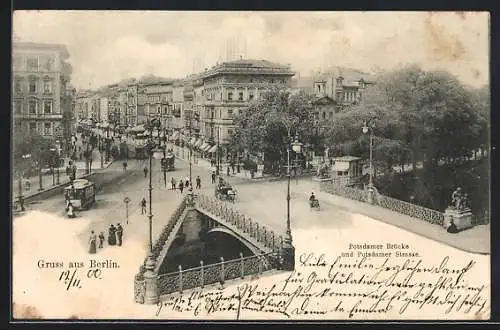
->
(215, 181), (237, 203)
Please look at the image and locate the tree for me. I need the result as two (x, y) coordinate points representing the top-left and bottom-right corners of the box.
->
(231, 88), (317, 174)
(13, 124), (53, 177)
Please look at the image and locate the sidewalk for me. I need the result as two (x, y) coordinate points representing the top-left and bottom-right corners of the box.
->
(12, 157), (115, 203)
(300, 180), (490, 255)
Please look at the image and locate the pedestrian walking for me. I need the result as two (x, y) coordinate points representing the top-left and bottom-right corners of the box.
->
(123, 161), (128, 172)
(211, 171), (216, 184)
(143, 166), (149, 178)
(179, 180), (184, 194)
(88, 230), (97, 254)
(185, 176), (190, 188)
(140, 198), (147, 214)
(196, 176), (201, 189)
(231, 161), (235, 174)
(227, 166), (230, 177)
(108, 225), (116, 246)
(98, 231), (105, 248)
(116, 223), (123, 246)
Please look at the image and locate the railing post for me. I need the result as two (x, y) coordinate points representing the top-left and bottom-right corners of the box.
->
(271, 232), (275, 250)
(248, 220), (253, 237)
(240, 252), (244, 279)
(178, 265), (183, 294)
(200, 261), (204, 288)
(220, 257), (225, 286)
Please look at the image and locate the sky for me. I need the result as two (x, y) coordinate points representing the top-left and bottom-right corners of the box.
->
(13, 11), (490, 90)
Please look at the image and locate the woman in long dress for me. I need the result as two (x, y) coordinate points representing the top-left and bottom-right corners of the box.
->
(89, 230), (97, 254)
(108, 224), (116, 246)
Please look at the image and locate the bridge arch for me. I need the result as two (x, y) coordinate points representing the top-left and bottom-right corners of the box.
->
(205, 226), (263, 256)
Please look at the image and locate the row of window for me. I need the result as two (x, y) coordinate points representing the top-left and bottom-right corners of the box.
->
(204, 88), (268, 102)
(13, 55), (55, 71)
(315, 111), (334, 120)
(14, 100), (54, 115)
(27, 121), (55, 136)
(203, 124), (234, 141)
(344, 91), (358, 102)
(204, 108), (239, 120)
(14, 79), (53, 93)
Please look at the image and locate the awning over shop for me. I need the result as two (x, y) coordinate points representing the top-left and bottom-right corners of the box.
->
(208, 145), (218, 153)
(199, 142), (209, 151)
(194, 139), (203, 148)
(131, 124), (146, 132)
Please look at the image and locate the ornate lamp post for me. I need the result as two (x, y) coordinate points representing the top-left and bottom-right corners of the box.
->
(17, 153), (30, 212)
(292, 135), (303, 185)
(49, 147), (56, 186)
(99, 136), (104, 169)
(37, 146), (44, 191)
(55, 140), (61, 185)
(362, 121), (375, 204)
(143, 139), (163, 305)
(283, 126), (296, 271)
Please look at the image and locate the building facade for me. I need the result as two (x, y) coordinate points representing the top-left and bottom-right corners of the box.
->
(143, 80), (173, 130)
(197, 59), (295, 146)
(311, 66), (375, 110)
(12, 42), (73, 149)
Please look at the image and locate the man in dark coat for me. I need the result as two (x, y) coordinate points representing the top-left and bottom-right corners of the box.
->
(116, 223), (123, 246)
(196, 176), (201, 189)
(108, 224), (116, 246)
(178, 180), (184, 194)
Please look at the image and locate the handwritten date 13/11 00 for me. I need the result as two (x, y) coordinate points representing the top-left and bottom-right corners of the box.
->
(57, 268), (104, 291)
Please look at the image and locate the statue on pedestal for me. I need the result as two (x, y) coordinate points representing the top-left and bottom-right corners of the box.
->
(450, 187), (470, 212)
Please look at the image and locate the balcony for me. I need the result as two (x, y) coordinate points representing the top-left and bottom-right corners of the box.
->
(16, 113), (63, 120)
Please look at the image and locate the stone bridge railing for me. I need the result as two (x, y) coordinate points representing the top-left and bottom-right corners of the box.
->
(196, 194), (285, 252)
(158, 251), (279, 296)
(319, 181), (444, 226)
(134, 193), (292, 305)
(134, 195), (189, 303)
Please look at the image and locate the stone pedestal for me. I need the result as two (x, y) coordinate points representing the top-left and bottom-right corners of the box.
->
(143, 254), (159, 305)
(444, 207), (473, 231)
(281, 244), (295, 271)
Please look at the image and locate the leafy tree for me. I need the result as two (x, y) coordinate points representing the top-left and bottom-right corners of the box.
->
(231, 87), (317, 174)
(13, 124), (53, 177)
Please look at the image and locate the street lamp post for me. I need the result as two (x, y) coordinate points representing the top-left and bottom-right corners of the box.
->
(281, 126), (298, 271)
(50, 148), (56, 186)
(143, 140), (163, 305)
(293, 137), (303, 185)
(17, 154), (30, 212)
(37, 146), (44, 191)
(362, 121), (375, 204)
(100, 136), (104, 169)
(55, 140), (60, 185)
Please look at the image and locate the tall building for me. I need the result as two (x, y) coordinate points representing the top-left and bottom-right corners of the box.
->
(197, 59), (295, 154)
(12, 42), (73, 150)
(143, 79), (174, 129)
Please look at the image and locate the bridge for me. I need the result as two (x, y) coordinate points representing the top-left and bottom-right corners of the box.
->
(134, 193), (294, 305)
